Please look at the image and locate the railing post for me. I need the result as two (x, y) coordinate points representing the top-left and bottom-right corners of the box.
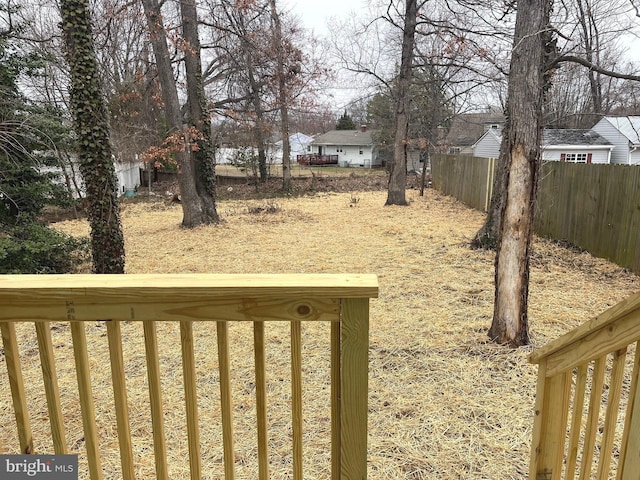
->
(340, 298), (369, 480)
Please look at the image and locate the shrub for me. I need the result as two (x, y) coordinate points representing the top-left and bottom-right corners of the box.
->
(0, 222), (90, 274)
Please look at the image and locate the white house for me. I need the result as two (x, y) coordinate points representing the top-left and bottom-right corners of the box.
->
(269, 132), (314, 163)
(42, 157), (143, 198)
(591, 116), (640, 165)
(473, 128), (613, 163)
(305, 127), (381, 168)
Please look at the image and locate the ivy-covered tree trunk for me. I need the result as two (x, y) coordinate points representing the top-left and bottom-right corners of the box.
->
(181, 0), (220, 223)
(60, 0), (125, 273)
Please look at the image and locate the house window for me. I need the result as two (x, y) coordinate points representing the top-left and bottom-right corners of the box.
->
(336, 146), (343, 153)
(307, 146), (311, 152)
(561, 153), (591, 163)
(359, 148), (363, 155)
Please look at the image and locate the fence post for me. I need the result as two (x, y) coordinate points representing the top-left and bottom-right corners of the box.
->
(485, 157), (495, 212)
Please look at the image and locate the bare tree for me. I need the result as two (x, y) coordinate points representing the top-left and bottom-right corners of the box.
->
(386, 0), (418, 206)
(487, 0), (552, 346)
(141, 0), (218, 227)
(181, 0), (220, 222)
(269, 0), (292, 190)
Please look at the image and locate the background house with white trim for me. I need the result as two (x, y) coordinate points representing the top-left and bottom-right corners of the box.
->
(473, 128), (613, 163)
(305, 127), (381, 168)
(591, 116), (640, 165)
(268, 132), (314, 164)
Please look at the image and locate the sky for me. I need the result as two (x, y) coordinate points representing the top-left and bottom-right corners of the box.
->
(282, 0), (366, 38)
(281, 0), (376, 110)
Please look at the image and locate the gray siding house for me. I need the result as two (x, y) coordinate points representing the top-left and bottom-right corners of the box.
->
(591, 116), (640, 165)
(473, 129), (613, 163)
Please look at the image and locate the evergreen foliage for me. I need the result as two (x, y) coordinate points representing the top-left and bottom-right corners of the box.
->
(335, 110), (356, 130)
(0, 3), (89, 273)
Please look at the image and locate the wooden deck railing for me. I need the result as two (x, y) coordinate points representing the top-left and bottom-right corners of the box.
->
(0, 274), (378, 480)
(529, 291), (640, 480)
(296, 154), (339, 165)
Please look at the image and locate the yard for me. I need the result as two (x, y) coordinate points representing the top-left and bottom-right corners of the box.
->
(1, 188), (638, 479)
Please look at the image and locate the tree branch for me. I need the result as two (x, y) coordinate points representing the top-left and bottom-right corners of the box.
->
(551, 55), (640, 81)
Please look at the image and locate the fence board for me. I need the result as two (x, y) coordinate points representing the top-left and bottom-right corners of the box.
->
(432, 155), (640, 274)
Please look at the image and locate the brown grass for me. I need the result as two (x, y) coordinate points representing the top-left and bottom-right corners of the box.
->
(1, 188), (638, 479)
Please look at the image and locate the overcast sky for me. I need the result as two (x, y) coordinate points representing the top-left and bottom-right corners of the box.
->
(283, 0), (366, 38)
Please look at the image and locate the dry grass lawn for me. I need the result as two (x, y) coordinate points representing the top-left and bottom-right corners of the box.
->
(1, 188), (638, 479)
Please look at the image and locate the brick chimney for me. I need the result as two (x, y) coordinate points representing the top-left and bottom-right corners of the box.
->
(360, 125), (367, 132)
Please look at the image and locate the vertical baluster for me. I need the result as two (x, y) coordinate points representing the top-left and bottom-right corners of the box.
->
(217, 321), (236, 480)
(579, 356), (606, 480)
(253, 321), (269, 480)
(566, 364), (588, 480)
(180, 321), (202, 480)
(291, 321), (303, 480)
(106, 320), (135, 480)
(330, 320), (341, 480)
(35, 322), (67, 454)
(0, 321), (33, 454)
(70, 321), (103, 480)
(618, 342), (640, 480)
(596, 348), (627, 478)
(143, 320), (168, 480)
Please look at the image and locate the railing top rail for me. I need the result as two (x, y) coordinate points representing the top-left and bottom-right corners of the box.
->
(530, 290), (640, 365)
(0, 274), (378, 323)
(0, 273), (378, 297)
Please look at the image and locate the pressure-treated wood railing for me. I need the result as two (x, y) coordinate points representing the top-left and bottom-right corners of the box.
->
(529, 291), (640, 480)
(0, 274), (378, 480)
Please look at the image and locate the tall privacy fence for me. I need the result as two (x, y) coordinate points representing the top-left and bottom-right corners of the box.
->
(431, 154), (640, 274)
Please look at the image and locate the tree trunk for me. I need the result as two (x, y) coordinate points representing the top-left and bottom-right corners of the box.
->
(269, 0), (292, 191)
(180, 0), (220, 223)
(60, 0), (125, 274)
(471, 129), (510, 249)
(246, 61), (269, 183)
(386, 0), (417, 206)
(141, 0), (210, 228)
(488, 0), (551, 347)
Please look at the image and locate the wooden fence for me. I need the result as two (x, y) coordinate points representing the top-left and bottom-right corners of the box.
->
(0, 274), (378, 480)
(431, 154), (640, 274)
(529, 291), (640, 479)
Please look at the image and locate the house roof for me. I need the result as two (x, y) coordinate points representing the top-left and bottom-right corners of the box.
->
(274, 132), (314, 147)
(443, 112), (505, 147)
(600, 116), (640, 145)
(311, 129), (376, 146)
(543, 129), (611, 146)
(475, 128), (611, 148)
